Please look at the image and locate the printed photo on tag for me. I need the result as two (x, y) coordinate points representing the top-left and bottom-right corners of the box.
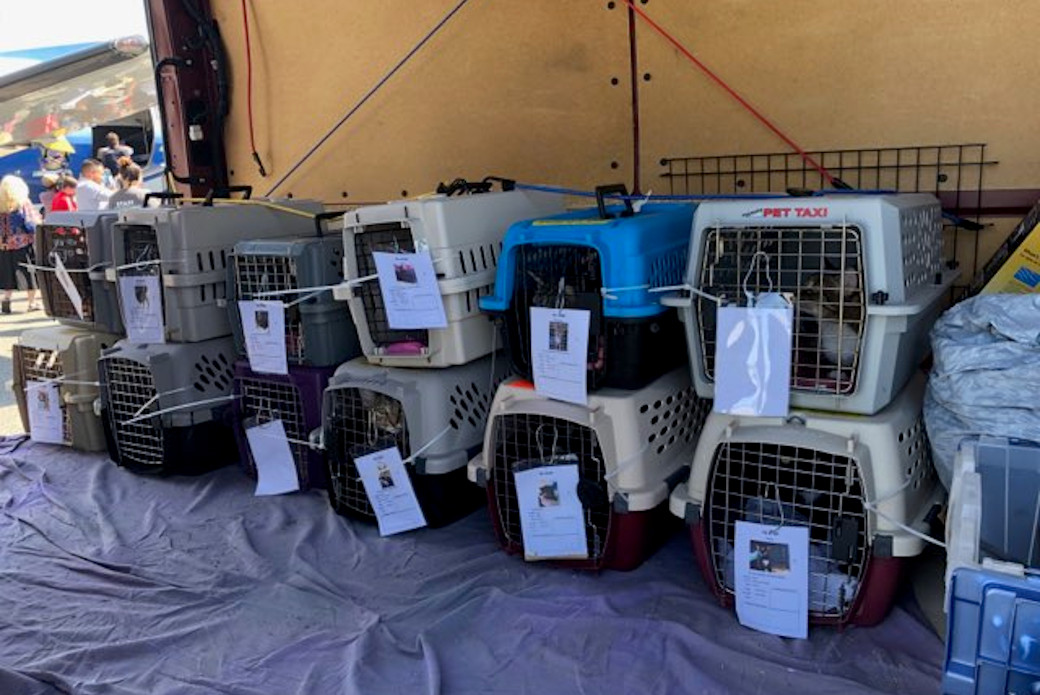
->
(51, 254), (84, 320)
(514, 463), (588, 561)
(245, 419), (300, 496)
(530, 307), (590, 406)
(714, 300), (793, 417)
(372, 251), (448, 330)
(118, 274), (165, 344)
(354, 446), (427, 536)
(26, 380), (65, 445)
(734, 521), (809, 639)
(239, 300), (288, 375)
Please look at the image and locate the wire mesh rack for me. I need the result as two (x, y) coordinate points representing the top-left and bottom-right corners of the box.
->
(660, 143), (997, 291)
(101, 357), (164, 468)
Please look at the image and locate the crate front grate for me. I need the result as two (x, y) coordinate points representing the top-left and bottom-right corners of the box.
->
(38, 224), (94, 322)
(326, 387), (412, 519)
(698, 225), (866, 395)
(509, 245), (605, 387)
(103, 358), (164, 468)
(490, 413), (610, 561)
(354, 223), (427, 350)
(234, 254), (306, 361)
(705, 441), (869, 619)
(238, 376), (310, 486)
(14, 344), (71, 442)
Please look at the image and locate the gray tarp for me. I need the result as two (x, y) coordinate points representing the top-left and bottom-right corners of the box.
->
(925, 294), (1040, 489)
(0, 439), (942, 694)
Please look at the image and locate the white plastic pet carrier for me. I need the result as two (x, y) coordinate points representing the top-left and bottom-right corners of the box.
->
(107, 197), (321, 343)
(664, 194), (958, 414)
(323, 354), (510, 527)
(332, 187), (564, 367)
(670, 372), (942, 625)
(12, 325), (119, 451)
(468, 368), (711, 570)
(98, 337), (239, 474)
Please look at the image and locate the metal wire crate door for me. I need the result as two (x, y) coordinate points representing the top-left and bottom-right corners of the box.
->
(234, 254), (306, 360)
(39, 224), (95, 321)
(102, 358), (164, 468)
(326, 387), (412, 518)
(14, 345), (72, 443)
(354, 223), (428, 351)
(706, 441), (869, 619)
(239, 377), (310, 485)
(698, 226), (866, 395)
(490, 413), (611, 562)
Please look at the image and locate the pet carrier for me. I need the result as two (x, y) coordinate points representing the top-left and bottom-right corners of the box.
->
(944, 437), (1040, 695)
(227, 214), (360, 367)
(107, 194), (322, 343)
(332, 185), (564, 367)
(468, 367), (711, 570)
(479, 189), (693, 390)
(670, 372), (942, 626)
(12, 325), (119, 451)
(663, 193), (958, 414)
(35, 211), (123, 333)
(323, 353), (509, 527)
(232, 361), (334, 491)
(98, 337), (239, 475)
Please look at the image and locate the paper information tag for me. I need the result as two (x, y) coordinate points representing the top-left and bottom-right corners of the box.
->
(245, 419), (300, 496)
(355, 446), (428, 536)
(714, 295), (793, 417)
(239, 299), (288, 375)
(52, 254), (84, 320)
(118, 274), (165, 344)
(26, 380), (64, 444)
(530, 307), (590, 406)
(735, 521), (809, 639)
(514, 462), (589, 561)
(372, 251), (448, 330)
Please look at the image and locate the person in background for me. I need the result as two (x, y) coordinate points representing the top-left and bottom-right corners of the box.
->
(0, 175), (40, 313)
(109, 158), (150, 209)
(76, 159), (112, 211)
(96, 131), (133, 176)
(38, 173), (59, 212)
(50, 176), (79, 212)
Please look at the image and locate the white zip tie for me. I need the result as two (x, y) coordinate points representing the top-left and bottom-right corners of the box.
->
(345, 273), (379, 288)
(26, 379), (100, 389)
(862, 499), (945, 549)
(600, 284), (651, 301)
(248, 283), (341, 299)
(20, 261), (108, 274)
(116, 259), (172, 272)
(648, 283), (722, 304)
(123, 394), (240, 426)
(129, 386), (190, 420)
(247, 426), (322, 451)
(402, 424), (453, 465)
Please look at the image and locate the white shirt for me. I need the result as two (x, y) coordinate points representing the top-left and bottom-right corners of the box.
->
(75, 179), (112, 211)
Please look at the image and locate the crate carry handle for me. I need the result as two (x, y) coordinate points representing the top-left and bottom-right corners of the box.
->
(203, 185), (253, 205)
(594, 184), (634, 219)
(142, 192), (184, 207)
(313, 210), (347, 238)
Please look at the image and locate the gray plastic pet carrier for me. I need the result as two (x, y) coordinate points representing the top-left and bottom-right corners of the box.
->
(98, 337), (239, 474)
(333, 187), (564, 367)
(228, 213), (360, 367)
(664, 194), (958, 414)
(323, 353), (509, 527)
(12, 325), (119, 451)
(107, 195), (321, 342)
(35, 211), (123, 333)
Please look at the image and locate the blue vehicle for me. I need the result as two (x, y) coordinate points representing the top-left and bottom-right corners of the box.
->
(0, 36), (165, 205)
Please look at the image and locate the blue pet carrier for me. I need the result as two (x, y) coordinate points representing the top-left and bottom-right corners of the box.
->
(479, 186), (694, 390)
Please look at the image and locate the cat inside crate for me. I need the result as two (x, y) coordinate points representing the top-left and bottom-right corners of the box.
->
(796, 268), (863, 374)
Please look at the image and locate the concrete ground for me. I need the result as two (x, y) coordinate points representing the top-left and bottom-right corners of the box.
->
(0, 294), (58, 435)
